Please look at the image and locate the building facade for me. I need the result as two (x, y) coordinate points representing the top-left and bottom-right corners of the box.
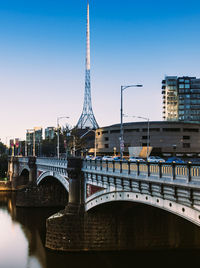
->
(95, 121), (200, 157)
(26, 127), (43, 156)
(45, 127), (56, 140)
(162, 76), (200, 123)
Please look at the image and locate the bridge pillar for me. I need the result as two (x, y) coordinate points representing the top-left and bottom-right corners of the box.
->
(7, 156), (20, 189)
(46, 156), (86, 251)
(65, 157), (84, 214)
(28, 156), (37, 183)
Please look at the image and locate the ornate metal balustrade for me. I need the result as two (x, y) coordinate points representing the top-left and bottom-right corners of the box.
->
(36, 157), (68, 177)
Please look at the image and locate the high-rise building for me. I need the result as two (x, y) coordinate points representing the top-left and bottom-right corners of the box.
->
(26, 127), (43, 156)
(45, 127), (56, 140)
(76, 0), (99, 129)
(162, 76), (178, 121)
(26, 127), (43, 144)
(162, 76), (200, 123)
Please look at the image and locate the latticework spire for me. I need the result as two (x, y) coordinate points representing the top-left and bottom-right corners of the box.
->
(76, 0), (99, 129)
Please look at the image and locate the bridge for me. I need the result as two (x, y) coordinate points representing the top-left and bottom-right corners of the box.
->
(8, 156), (200, 251)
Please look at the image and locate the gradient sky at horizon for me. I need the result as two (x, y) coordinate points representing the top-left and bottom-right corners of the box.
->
(1, 0), (200, 144)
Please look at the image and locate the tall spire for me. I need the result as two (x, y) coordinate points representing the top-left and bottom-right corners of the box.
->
(76, 0), (99, 129)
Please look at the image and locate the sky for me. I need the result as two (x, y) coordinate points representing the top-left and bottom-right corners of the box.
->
(1, 0), (200, 144)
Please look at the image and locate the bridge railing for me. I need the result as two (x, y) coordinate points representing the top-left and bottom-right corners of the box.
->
(82, 159), (200, 183)
(36, 157), (67, 168)
(18, 157), (29, 164)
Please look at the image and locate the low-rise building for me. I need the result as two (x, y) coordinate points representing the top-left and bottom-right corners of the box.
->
(95, 121), (200, 157)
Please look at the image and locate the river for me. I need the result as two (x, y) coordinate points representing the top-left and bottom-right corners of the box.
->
(0, 192), (200, 268)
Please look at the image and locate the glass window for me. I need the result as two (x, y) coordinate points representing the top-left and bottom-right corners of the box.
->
(185, 80), (190, 83)
(185, 84), (190, 88)
(179, 84), (184, 89)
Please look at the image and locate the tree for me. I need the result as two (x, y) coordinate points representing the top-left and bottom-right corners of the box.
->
(0, 154), (8, 178)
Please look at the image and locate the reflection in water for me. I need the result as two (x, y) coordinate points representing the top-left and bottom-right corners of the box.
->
(0, 192), (200, 268)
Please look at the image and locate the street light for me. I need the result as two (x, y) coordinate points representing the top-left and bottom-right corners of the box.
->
(80, 129), (96, 157)
(57, 116), (69, 159)
(120, 84), (143, 158)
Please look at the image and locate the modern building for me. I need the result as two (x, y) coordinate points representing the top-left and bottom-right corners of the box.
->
(26, 127), (43, 156)
(162, 76), (200, 123)
(45, 127), (56, 140)
(95, 121), (200, 158)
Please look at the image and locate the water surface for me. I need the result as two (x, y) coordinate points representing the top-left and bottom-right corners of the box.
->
(0, 192), (200, 268)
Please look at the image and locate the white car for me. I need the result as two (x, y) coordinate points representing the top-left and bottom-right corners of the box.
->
(148, 156), (165, 163)
(102, 156), (114, 161)
(129, 157), (145, 162)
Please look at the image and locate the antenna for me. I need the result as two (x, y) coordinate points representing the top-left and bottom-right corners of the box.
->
(76, 0), (99, 129)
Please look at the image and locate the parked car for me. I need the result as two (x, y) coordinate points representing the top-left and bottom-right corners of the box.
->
(92, 156), (102, 160)
(129, 156), (145, 162)
(148, 156), (165, 163)
(113, 157), (127, 162)
(102, 156), (114, 161)
(165, 157), (185, 164)
(85, 155), (93, 160)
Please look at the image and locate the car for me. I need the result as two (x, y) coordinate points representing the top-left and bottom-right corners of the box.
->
(129, 156), (145, 162)
(165, 157), (185, 164)
(92, 156), (102, 160)
(85, 155), (93, 160)
(113, 157), (127, 162)
(148, 156), (165, 163)
(102, 156), (114, 161)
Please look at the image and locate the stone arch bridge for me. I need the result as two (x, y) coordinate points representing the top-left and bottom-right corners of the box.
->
(8, 156), (200, 251)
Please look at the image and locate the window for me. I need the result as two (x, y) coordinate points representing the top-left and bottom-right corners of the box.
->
(163, 128), (180, 132)
(179, 84), (184, 89)
(142, 136), (148, 139)
(142, 143), (147, 146)
(110, 130), (120, 134)
(104, 137), (109, 141)
(105, 144), (109, 148)
(183, 128), (199, 132)
(183, 136), (190, 140)
(102, 131), (108, 134)
(183, 143), (190, 148)
(185, 84), (190, 89)
(124, 129), (140, 133)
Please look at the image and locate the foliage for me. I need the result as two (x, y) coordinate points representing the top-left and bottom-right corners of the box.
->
(0, 154), (8, 178)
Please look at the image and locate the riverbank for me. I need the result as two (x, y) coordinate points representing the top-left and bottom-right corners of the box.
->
(0, 180), (12, 191)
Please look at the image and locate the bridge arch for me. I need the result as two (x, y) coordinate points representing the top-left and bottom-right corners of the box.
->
(86, 190), (200, 227)
(19, 166), (30, 176)
(37, 171), (69, 193)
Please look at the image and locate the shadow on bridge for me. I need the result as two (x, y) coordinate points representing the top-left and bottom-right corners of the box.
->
(86, 201), (200, 250)
(16, 176), (68, 208)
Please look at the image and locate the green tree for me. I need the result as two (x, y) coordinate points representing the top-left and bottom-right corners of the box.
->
(0, 154), (8, 179)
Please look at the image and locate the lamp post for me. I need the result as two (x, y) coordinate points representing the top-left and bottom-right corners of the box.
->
(120, 84), (143, 158)
(57, 116), (69, 159)
(80, 129), (96, 157)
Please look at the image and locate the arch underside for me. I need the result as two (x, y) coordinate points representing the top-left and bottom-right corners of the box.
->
(37, 171), (69, 192)
(86, 190), (200, 227)
(20, 166), (30, 175)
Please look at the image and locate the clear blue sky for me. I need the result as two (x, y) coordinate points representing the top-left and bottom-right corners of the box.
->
(1, 0), (200, 143)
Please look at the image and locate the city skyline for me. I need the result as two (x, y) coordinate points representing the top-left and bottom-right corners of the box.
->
(1, 0), (200, 144)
